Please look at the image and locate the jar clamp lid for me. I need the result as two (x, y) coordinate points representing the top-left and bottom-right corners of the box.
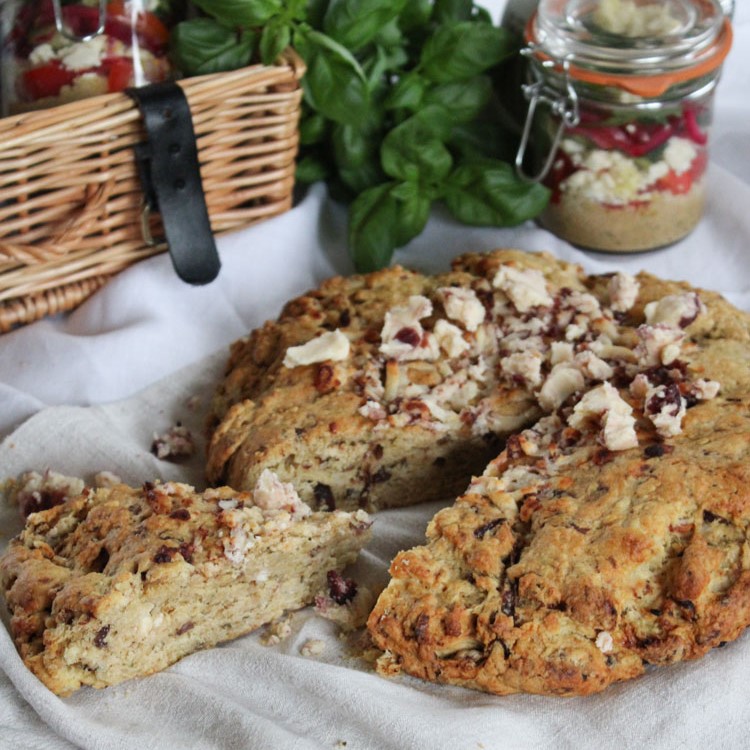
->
(515, 0), (733, 182)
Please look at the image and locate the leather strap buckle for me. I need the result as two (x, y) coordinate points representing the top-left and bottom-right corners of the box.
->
(127, 82), (221, 285)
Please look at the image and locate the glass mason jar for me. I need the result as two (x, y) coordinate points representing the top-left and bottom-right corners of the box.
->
(515, 0), (733, 253)
(1, 0), (180, 116)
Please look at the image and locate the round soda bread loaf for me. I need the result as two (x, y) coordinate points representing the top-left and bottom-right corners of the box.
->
(0, 475), (372, 695)
(208, 248), (750, 695)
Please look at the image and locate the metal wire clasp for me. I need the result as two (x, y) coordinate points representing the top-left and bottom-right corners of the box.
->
(53, 0), (107, 42)
(515, 50), (581, 183)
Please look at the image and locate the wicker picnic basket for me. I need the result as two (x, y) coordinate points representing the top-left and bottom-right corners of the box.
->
(0, 51), (305, 332)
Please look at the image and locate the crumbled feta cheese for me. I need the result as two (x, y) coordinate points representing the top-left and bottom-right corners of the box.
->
(537, 363), (585, 411)
(645, 384), (686, 437)
(644, 292), (703, 329)
(691, 379), (720, 400)
(595, 630), (614, 654)
(575, 351), (615, 381)
(59, 36), (107, 71)
(635, 324), (685, 366)
(563, 290), (602, 317)
(492, 265), (553, 312)
(664, 137), (698, 175)
(283, 330), (350, 368)
(550, 341), (575, 365)
(436, 287), (485, 331)
(500, 351), (544, 388)
(358, 400), (388, 421)
(608, 272), (640, 312)
(379, 295), (440, 361)
(433, 319), (470, 358)
(569, 382), (638, 451)
(565, 322), (588, 341)
(29, 43), (57, 65)
(252, 469), (311, 518)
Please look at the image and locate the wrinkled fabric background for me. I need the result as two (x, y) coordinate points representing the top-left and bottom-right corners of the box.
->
(1, 2), (749, 748)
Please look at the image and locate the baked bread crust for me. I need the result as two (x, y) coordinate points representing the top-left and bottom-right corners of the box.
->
(1, 478), (372, 695)
(367, 269), (750, 696)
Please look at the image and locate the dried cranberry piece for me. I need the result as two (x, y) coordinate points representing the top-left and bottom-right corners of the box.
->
(394, 327), (421, 347)
(326, 570), (357, 605)
(94, 625), (110, 648)
(313, 483), (335, 511)
(473, 518), (504, 540)
(646, 382), (683, 416)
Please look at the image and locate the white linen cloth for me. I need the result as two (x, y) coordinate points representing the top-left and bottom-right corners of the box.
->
(1, 3), (749, 748)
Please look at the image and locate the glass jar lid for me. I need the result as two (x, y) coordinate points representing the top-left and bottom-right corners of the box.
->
(526, 0), (733, 96)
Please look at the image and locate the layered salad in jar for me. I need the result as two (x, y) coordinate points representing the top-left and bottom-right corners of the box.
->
(5, 0), (177, 113)
(540, 101), (710, 252)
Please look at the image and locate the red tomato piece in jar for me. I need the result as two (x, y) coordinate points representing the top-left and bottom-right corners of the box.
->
(22, 60), (76, 100)
(105, 56), (134, 92)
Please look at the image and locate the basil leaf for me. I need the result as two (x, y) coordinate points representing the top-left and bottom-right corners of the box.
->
(296, 153), (331, 183)
(299, 110), (329, 145)
(423, 75), (492, 124)
(443, 159), (550, 226)
(349, 181), (431, 271)
(381, 106), (453, 183)
(449, 119), (517, 162)
(333, 123), (385, 193)
(420, 21), (515, 83)
(259, 21), (291, 65)
(384, 72), (426, 111)
(323, 0), (407, 52)
(191, 0), (282, 27)
(171, 19), (254, 76)
(294, 27), (370, 126)
(399, 0), (432, 30)
(433, 0), (474, 22)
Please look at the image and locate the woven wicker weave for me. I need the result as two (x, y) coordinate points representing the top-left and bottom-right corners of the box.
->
(0, 52), (305, 332)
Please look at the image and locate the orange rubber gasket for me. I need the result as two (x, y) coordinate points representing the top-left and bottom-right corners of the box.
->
(526, 17), (733, 98)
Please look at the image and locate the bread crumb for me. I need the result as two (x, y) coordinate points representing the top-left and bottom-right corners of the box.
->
(300, 639), (325, 657)
(260, 615), (293, 646)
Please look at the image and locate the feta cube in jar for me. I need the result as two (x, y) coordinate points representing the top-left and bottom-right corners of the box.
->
(515, 0), (733, 252)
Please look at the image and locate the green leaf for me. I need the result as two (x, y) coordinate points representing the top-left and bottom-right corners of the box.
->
(294, 27), (370, 126)
(299, 111), (329, 145)
(296, 153), (331, 183)
(332, 123), (385, 193)
(380, 106), (453, 183)
(259, 21), (291, 65)
(443, 159), (550, 226)
(323, 0), (408, 52)
(384, 72), (425, 111)
(191, 0), (283, 26)
(349, 181), (431, 271)
(399, 0), (432, 30)
(423, 75), (492, 124)
(448, 118), (517, 162)
(420, 21), (515, 83)
(171, 19), (254, 77)
(433, 0), (474, 22)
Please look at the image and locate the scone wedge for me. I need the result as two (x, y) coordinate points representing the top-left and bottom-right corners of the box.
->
(0, 473), (372, 695)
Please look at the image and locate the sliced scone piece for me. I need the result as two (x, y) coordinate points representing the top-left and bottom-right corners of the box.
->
(207, 250), (602, 512)
(0, 472), (372, 696)
(367, 287), (750, 697)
